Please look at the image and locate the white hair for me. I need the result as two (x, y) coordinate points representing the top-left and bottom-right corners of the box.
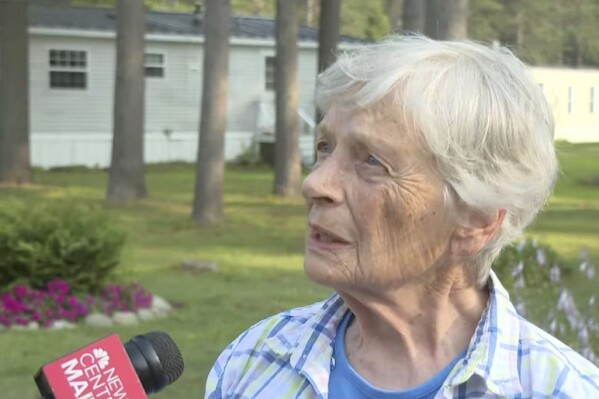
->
(315, 35), (558, 286)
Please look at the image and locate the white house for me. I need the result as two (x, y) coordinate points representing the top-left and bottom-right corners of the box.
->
(9, 4), (599, 168)
(22, 4), (363, 168)
(531, 67), (599, 143)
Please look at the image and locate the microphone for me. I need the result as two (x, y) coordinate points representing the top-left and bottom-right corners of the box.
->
(34, 331), (184, 399)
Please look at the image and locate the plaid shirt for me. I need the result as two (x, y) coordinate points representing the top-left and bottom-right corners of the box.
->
(205, 272), (599, 398)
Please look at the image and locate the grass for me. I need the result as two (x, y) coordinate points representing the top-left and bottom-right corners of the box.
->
(0, 143), (598, 399)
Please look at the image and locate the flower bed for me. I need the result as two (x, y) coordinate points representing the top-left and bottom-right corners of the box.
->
(0, 279), (157, 330)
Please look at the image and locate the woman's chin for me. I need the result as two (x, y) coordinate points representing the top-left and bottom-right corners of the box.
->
(303, 258), (342, 287)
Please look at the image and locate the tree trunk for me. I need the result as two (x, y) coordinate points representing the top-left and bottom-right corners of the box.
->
(318, 0), (341, 74)
(386, 0), (403, 32)
(315, 0), (340, 125)
(425, 0), (441, 38)
(274, 0), (301, 197)
(439, 0), (469, 39)
(306, 0), (316, 26)
(516, 7), (525, 48)
(106, 0), (147, 203)
(0, 0), (31, 184)
(427, 0), (469, 39)
(403, 0), (426, 33)
(192, 0), (230, 224)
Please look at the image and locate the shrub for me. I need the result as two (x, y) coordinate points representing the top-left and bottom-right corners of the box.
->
(493, 239), (597, 364)
(493, 238), (566, 292)
(0, 202), (126, 294)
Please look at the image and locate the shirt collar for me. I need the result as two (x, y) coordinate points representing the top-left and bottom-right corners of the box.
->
(445, 270), (523, 396)
(264, 293), (347, 396)
(264, 271), (524, 397)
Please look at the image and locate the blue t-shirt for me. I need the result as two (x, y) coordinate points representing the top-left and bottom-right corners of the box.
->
(329, 311), (466, 399)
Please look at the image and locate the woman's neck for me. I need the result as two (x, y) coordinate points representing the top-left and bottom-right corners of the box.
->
(337, 266), (489, 390)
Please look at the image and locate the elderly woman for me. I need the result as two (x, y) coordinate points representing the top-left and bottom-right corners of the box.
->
(205, 36), (599, 398)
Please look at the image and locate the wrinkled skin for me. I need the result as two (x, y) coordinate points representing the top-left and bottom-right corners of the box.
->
(303, 104), (457, 293)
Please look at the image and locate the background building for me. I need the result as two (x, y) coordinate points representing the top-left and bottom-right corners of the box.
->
(8, 4), (599, 168)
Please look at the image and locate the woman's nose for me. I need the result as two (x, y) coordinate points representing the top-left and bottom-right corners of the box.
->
(301, 156), (344, 205)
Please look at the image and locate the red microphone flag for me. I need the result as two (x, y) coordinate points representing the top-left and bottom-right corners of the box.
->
(38, 334), (147, 399)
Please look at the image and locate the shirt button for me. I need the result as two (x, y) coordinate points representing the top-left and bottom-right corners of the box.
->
(462, 359), (468, 366)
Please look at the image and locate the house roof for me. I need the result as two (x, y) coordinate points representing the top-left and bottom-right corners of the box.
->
(29, 4), (364, 43)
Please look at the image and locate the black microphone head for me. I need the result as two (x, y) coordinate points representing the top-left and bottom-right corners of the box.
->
(125, 331), (184, 393)
(144, 331), (184, 386)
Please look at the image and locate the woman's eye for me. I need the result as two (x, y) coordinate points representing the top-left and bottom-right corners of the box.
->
(366, 154), (383, 167)
(316, 141), (333, 154)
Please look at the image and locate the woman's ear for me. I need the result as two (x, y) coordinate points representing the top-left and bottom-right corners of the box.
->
(451, 209), (507, 257)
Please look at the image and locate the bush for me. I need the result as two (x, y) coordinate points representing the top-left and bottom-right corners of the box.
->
(493, 239), (598, 364)
(0, 202), (126, 294)
(493, 238), (566, 292)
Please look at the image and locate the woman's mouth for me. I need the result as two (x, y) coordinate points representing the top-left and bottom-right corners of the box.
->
(308, 224), (351, 251)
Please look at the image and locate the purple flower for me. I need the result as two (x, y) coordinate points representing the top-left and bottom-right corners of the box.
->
(578, 327), (589, 347)
(13, 285), (29, 298)
(536, 249), (546, 266)
(550, 264), (561, 283)
(511, 261), (524, 277)
(68, 296), (79, 308)
(586, 265), (595, 280)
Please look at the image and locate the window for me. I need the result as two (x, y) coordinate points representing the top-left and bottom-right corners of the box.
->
(49, 50), (87, 89)
(568, 86), (574, 114)
(591, 87), (596, 113)
(265, 56), (276, 91)
(145, 53), (165, 78)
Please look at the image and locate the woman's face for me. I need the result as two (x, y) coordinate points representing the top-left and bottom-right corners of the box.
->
(302, 105), (457, 292)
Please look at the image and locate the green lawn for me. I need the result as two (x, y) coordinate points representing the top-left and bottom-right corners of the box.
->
(0, 143), (598, 399)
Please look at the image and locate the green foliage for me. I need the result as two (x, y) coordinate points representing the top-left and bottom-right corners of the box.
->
(232, 142), (261, 166)
(231, 0), (275, 16)
(468, 0), (599, 67)
(0, 202), (126, 294)
(493, 238), (565, 292)
(468, 0), (506, 42)
(342, 0), (390, 40)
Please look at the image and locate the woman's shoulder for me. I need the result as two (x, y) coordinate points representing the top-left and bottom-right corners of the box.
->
(516, 316), (599, 393)
(215, 295), (340, 363)
(237, 299), (330, 346)
(205, 296), (340, 397)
